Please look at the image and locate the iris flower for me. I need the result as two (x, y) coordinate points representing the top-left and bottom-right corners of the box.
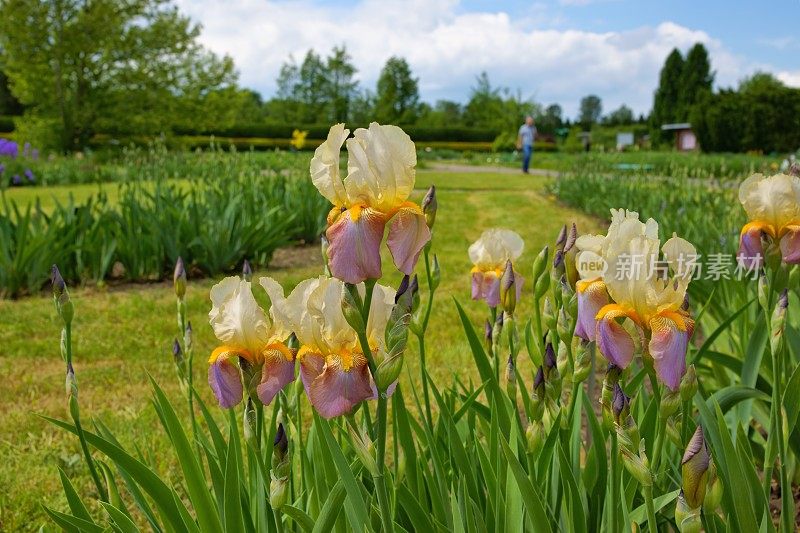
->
(311, 123), (431, 284)
(576, 210), (696, 390)
(207, 277), (295, 408)
(737, 173), (800, 269)
(283, 276), (395, 418)
(469, 228), (524, 308)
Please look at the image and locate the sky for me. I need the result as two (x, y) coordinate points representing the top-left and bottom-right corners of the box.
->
(174, 0), (800, 117)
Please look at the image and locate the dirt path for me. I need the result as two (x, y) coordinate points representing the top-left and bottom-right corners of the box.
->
(427, 162), (558, 177)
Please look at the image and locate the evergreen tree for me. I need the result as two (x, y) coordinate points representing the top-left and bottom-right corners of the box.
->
(374, 57), (419, 123)
(650, 48), (685, 143)
(578, 95), (602, 129)
(678, 43), (714, 119)
(325, 46), (358, 123)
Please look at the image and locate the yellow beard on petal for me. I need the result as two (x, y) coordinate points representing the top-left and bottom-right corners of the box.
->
(596, 303), (643, 327)
(262, 342), (294, 363)
(741, 220), (776, 239)
(209, 345), (253, 364)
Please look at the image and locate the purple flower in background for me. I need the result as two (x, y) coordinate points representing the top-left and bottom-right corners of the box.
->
(24, 168), (35, 183)
(32, 149), (39, 161)
(0, 139), (18, 159)
(23, 142), (30, 158)
(11, 174), (22, 186)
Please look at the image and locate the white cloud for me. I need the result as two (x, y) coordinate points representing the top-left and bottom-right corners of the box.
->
(174, 0), (765, 116)
(778, 71), (800, 87)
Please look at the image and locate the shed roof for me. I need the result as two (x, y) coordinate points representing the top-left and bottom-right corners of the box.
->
(661, 123), (692, 131)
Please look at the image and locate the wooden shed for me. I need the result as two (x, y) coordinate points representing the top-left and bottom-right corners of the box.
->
(661, 123), (697, 151)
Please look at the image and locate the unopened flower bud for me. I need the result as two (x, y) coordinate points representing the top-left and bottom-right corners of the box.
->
(66, 362), (77, 400)
(422, 185), (437, 229)
(242, 259), (253, 281)
(184, 321), (193, 352)
(564, 223), (577, 253)
(758, 274), (769, 311)
(543, 342), (557, 379)
(533, 366), (546, 399)
(500, 260), (517, 315)
(505, 354), (516, 384)
(532, 246), (549, 282)
(556, 340), (570, 378)
(661, 389), (681, 418)
(243, 398), (257, 442)
(376, 353), (403, 394)
(526, 421), (544, 454)
(681, 426), (710, 509)
(543, 297), (556, 331)
(172, 339), (183, 364)
(341, 284), (365, 332)
(484, 319), (493, 353)
(602, 364), (621, 429)
(703, 463), (723, 512)
(612, 383), (631, 425)
(173, 257), (187, 299)
(771, 289), (789, 356)
(51, 265), (74, 325)
(431, 254), (441, 290)
(273, 423), (289, 464)
(555, 225), (567, 251)
(675, 491), (702, 533)
(573, 341), (591, 383)
(680, 364), (697, 402)
(534, 272), (550, 300)
(557, 305), (571, 341)
(552, 250), (565, 281)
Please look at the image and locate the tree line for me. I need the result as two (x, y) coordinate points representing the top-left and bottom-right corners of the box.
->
(0, 0), (796, 153)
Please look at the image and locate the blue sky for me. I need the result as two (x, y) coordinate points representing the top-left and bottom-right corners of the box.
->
(176, 0), (800, 117)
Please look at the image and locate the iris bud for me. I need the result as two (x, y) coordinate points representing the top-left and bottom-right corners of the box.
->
(555, 225), (567, 252)
(611, 383), (631, 425)
(533, 366), (546, 400)
(184, 321), (193, 353)
(172, 339), (183, 365)
(679, 364), (697, 402)
(422, 185), (437, 229)
(621, 442), (652, 486)
(681, 426), (710, 509)
(532, 246), (549, 282)
(500, 260), (517, 315)
(347, 423), (378, 477)
(543, 342), (558, 380)
(703, 462), (723, 512)
(65, 362), (78, 400)
(430, 254), (441, 290)
(341, 284), (365, 332)
(375, 353), (403, 394)
(269, 478), (289, 510)
(526, 421), (544, 455)
(51, 265), (74, 325)
(484, 319), (493, 353)
(243, 398), (257, 442)
(661, 389), (681, 419)
(242, 259), (253, 281)
(556, 305), (571, 342)
(556, 340), (570, 378)
(770, 289), (789, 356)
(543, 296), (556, 331)
(534, 272), (550, 300)
(173, 257), (187, 299)
(573, 340), (591, 383)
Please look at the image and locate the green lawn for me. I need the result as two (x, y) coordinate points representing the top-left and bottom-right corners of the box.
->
(0, 169), (599, 530)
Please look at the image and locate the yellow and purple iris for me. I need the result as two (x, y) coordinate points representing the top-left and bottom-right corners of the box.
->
(737, 172), (800, 269)
(207, 277), (295, 408)
(575, 209), (696, 390)
(468, 228), (524, 308)
(311, 123), (431, 284)
(283, 276), (396, 419)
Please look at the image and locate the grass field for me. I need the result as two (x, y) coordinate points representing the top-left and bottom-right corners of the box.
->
(0, 167), (599, 530)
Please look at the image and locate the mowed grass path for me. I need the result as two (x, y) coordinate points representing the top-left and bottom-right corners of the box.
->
(0, 169), (599, 530)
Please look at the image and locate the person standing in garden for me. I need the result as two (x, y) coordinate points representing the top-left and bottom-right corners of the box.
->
(516, 116), (537, 174)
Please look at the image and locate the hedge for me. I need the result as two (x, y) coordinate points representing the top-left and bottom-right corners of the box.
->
(171, 123), (501, 143)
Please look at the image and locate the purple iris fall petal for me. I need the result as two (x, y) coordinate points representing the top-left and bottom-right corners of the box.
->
(208, 358), (243, 408)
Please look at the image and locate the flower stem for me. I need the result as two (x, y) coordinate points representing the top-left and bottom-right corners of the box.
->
(416, 333), (433, 429)
(643, 484), (658, 533)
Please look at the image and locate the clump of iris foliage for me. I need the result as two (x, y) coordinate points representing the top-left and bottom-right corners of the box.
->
(0, 149), (328, 298)
(44, 123), (798, 533)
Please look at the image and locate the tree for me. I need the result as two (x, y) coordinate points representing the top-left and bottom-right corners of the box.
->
(578, 95), (602, 129)
(679, 43), (713, 119)
(325, 46), (358, 122)
(0, 0), (236, 150)
(537, 103), (563, 134)
(0, 65), (22, 115)
(296, 50), (330, 123)
(603, 104), (634, 126)
(416, 100), (463, 127)
(374, 57), (420, 123)
(650, 48), (685, 142)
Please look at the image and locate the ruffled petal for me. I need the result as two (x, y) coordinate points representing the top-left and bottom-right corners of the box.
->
(468, 228), (524, 270)
(387, 206), (431, 274)
(737, 222), (766, 271)
(596, 306), (637, 369)
(298, 350), (325, 397)
(472, 271), (501, 307)
(310, 123), (350, 205)
(575, 279), (608, 341)
(738, 173), (800, 230)
(209, 277), (271, 353)
(780, 224), (800, 264)
(649, 313), (692, 390)
(256, 346), (296, 405)
(326, 206), (386, 284)
(208, 356), (243, 409)
(308, 363), (374, 419)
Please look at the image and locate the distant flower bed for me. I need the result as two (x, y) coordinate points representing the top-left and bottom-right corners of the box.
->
(0, 139), (39, 187)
